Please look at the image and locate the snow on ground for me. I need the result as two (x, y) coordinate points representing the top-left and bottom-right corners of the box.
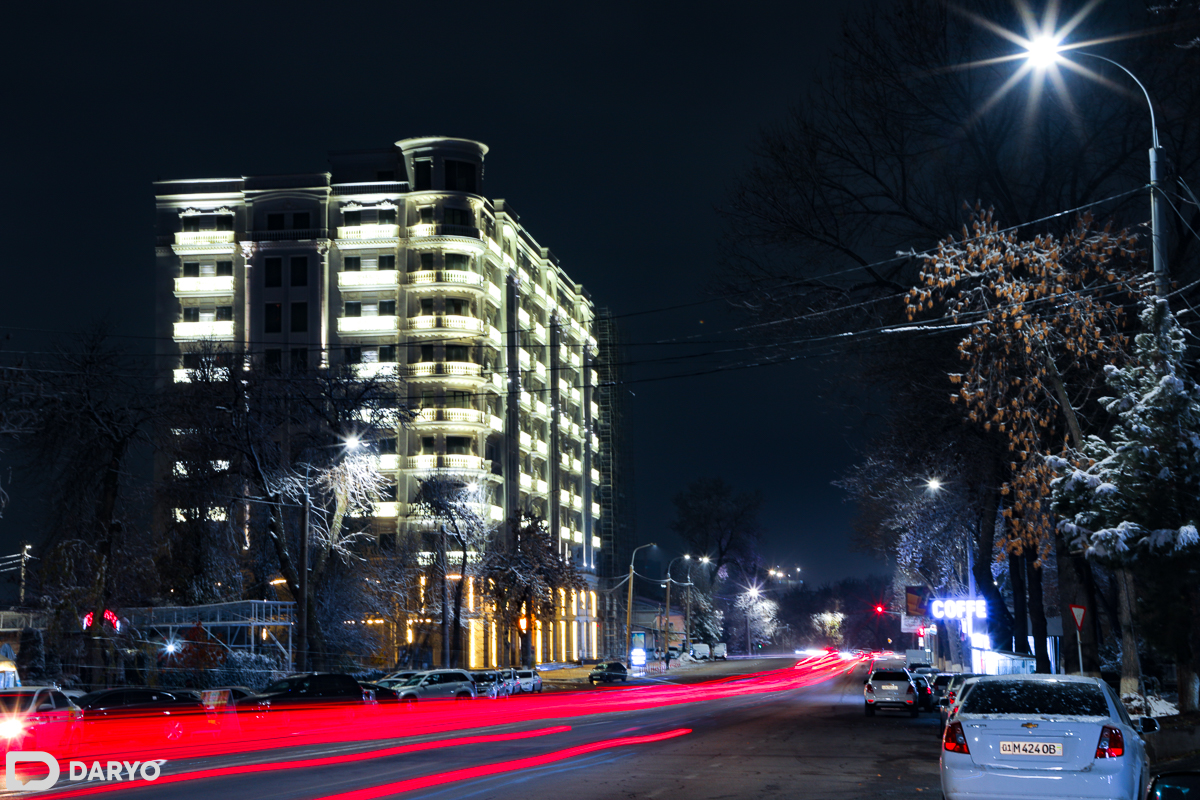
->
(1123, 692), (1179, 717)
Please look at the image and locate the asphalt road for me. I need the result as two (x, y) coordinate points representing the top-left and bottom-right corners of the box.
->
(25, 657), (947, 800)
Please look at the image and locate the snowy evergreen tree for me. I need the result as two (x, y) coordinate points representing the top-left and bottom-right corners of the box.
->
(1050, 299), (1200, 558)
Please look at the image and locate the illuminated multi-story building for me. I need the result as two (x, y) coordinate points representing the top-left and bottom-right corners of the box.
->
(153, 137), (606, 666)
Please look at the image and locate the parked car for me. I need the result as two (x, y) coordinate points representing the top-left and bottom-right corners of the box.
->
(357, 682), (400, 704)
(911, 674), (935, 711)
(376, 671), (419, 690)
(0, 687), (79, 751)
(930, 673), (956, 704)
(496, 668), (521, 695)
(76, 687), (205, 742)
(589, 662), (628, 685)
(392, 670), (476, 703)
(470, 671), (508, 699)
(711, 643), (728, 660)
(1149, 771), (1200, 800)
(237, 673), (374, 714)
(864, 667), (919, 717)
(691, 643), (711, 660)
(515, 669), (542, 693)
(938, 674), (981, 732)
(941, 674), (1156, 800)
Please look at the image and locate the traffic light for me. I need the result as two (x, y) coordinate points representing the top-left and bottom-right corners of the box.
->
(874, 604), (885, 615)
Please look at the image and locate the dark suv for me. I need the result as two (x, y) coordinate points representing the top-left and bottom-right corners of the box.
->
(588, 662), (629, 685)
(238, 673), (371, 712)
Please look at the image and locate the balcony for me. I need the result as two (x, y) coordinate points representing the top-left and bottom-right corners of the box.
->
(571, 494), (582, 511)
(533, 322), (547, 342)
(489, 414), (504, 432)
(487, 282), (502, 303)
(518, 349), (531, 370)
(592, 536), (601, 549)
(407, 361), (484, 380)
(407, 315), (484, 335)
(175, 231), (235, 245)
(373, 454), (400, 471)
(352, 362), (400, 380)
(559, 489), (571, 505)
(534, 440), (548, 456)
(518, 308), (530, 327)
(338, 316), (399, 334)
(174, 321), (234, 340)
(519, 430), (532, 448)
(572, 457), (582, 473)
(520, 391), (532, 408)
(175, 276), (235, 295)
(251, 228), (327, 242)
(519, 473), (533, 490)
(536, 479), (549, 494)
(560, 452), (570, 469)
(591, 502), (601, 517)
(591, 468), (600, 483)
(412, 407), (487, 425)
(488, 325), (502, 346)
(374, 502), (399, 518)
(535, 400), (549, 417)
(489, 505), (505, 522)
(337, 224), (400, 239)
(406, 223), (482, 240)
(339, 270), (400, 289)
(407, 270), (484, 290)
(590, 402), (599, 419)
(405, 454), (489, 472)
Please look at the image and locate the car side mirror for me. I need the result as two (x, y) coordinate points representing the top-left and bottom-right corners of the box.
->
(1138, 717), (1160, 734)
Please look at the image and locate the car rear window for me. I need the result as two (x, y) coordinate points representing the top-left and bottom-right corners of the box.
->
(959, 681), (1109, 716)
(0, 693), (36, 713)
(871, 671), (909, 681)
(934, 676), (953, 688)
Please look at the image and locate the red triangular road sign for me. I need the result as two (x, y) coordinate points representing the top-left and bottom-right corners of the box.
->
(1070, 605), (1086, 631)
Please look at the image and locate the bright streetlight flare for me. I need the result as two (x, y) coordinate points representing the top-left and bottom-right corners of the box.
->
(1025, 35), (1062, 68)
(927, 478), (943, 491)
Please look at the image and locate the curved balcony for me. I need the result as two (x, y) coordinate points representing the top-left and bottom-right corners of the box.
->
(407, 361), (485, 383)
(352, 362), (400, 381)
(337, 224), (400, 240)
(405, 454), (490, 473)
(411, 407), (488, 428)
(175, 276), (235, 296)
(406, 223), (483, 241)
(174, 321), (235, 341)
(175, 231), (235, 246)
(407, 315), (484, 337)
(339, 270), (400, 290)
(338, 315), (399, 334)
(407, 270), (485, 292)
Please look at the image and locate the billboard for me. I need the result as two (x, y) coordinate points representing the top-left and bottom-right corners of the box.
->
(905, 586), (931, 617)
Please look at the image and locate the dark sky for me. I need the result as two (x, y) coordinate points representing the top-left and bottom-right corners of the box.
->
(0, 0), (887, 586)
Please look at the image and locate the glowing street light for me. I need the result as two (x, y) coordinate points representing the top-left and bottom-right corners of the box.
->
(1025, 34), (1063, 69)
(927, 478), (943, 492)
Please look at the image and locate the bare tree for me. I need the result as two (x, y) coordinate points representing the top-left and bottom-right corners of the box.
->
(669, 478), (763, 576)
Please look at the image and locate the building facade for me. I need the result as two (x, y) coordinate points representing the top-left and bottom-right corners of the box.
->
(153, 137), (609, 667)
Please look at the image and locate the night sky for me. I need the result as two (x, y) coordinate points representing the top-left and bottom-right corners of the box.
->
(0, 0), (887, 586)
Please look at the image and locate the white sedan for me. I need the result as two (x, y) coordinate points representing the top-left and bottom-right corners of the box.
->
(941, 674), (1156, 800)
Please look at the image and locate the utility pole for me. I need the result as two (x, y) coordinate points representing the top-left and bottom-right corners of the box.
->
(18, 544), (30, 606)
(440, 524), (450, 668)
(625, 543), (655, 665)
(663, 576), (672, 659)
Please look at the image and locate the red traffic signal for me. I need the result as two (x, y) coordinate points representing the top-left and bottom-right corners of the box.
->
(874, 604), (885, 615)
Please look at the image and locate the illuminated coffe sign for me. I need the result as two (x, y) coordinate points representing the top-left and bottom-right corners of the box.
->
(930, 598), (987, 620)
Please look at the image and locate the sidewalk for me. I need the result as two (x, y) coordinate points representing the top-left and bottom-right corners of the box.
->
(538, 657), (706, 690)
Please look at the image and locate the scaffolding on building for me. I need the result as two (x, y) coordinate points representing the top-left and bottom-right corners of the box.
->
(124, 600), (295, 670)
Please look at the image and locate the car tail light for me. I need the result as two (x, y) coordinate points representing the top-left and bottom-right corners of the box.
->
(906, 685), (915, 694)
(1096, 725), (1125, 758)
(865, 684), (874, 694)
(943, 721), (969, 754)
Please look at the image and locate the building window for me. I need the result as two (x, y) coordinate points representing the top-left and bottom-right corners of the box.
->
(379, 254), (396, 270)
(344, 346), (362, 364)
(444, 207), (472, 227)
(419, 206), (434, 224)
(378, 437), (397, 454)
(267, 213), (285, 231)
(379, 300), (396, 316)
(445, 253), (470, 271)
(265, 349), (282, 371)
(379, 344), (396, 362)
(290, 348), (308, 372)
(414, 159), (432, 191)
(447, 391), (472, 409)
(264, 258), (282, 288)
(419, 252), (434, 271)
(380, 483), (398, 501)
(290, 256), (308, 287)
(446, 436), (473, 455)
(216, 260), (233, 276)
(215, 306), (233, 321)
(446, 345), (470, 362)
(291, 302), (308, 332)
(377, 170), (394, 181)
(183, 262), (200, 277)
(183, 307), (200, 323)
(344, 256), (361, 272)
(344, 210), (361, 226)
(444, 160), (477, 193)
(292, 212), (310, 229)
(379, 208), (397, 225)
(445, 298), (469, 316)
(264, 303), (282, 333)
(421, 436), (436, 454)
(344, 301), (362, 317)
(420, 298), (434, 315)
(416, 344), (434, 363)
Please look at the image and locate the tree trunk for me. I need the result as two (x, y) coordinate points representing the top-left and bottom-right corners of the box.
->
(1114, 566), (1142, 695)
(1010, 551), (1029, 654)
(974, 491), (1013, 650)
(521, 590), (534, 667)
(1055, 533), (1102, 675)
(1026, 550), (1051, 673)
(1178, 661), (1200, 712)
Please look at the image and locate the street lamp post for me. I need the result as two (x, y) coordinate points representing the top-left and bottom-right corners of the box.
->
(1026, 40), (1169, 298)
(625, 543), (656, 666)
(745, 586), (759, 656)
(663, 555), (691, 664)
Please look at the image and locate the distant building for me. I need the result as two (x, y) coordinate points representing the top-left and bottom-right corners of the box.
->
(153, 137), (618, 665)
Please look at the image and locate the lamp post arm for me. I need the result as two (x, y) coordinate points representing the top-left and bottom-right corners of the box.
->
(1075, 52), (1159, 148)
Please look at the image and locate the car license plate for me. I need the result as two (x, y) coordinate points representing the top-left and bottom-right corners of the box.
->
(881, 684), (897, 691)
(1000, 740), (1064, 756)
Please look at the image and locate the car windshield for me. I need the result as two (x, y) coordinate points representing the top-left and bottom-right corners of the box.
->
(261, 677), (307, 694)
(472, 673), (495, 683)
(960, 681), (1109, 716)
(0, 693), (36, 713)
(399, 675), (425, 687)
(871, 671), (909, 681)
